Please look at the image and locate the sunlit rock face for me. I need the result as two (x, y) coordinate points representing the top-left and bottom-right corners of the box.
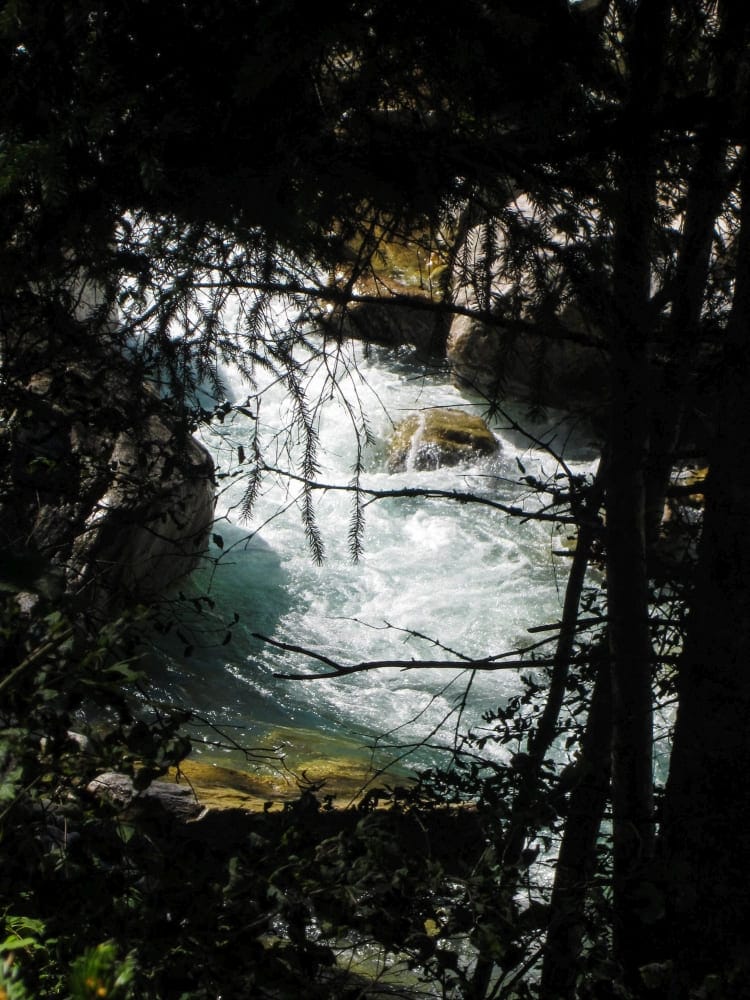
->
(446, 204), (608, 418)
(0, 358), (215, 617)
(387, 407), (499, 472)
(446, 300), (607, 416)
(67, 392), (216, 612)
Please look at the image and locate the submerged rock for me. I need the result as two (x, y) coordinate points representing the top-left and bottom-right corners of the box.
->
(387, 407), (499, 472)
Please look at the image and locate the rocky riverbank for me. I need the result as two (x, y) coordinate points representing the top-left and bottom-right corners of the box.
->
(0, 350), (215, 619)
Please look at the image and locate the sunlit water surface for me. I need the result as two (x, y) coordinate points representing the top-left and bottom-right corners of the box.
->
(147, 339), (598, 791)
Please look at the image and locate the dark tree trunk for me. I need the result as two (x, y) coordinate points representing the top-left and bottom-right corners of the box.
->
(467, 470), (605, 1000)
(660, 141), (750, 998)
(605, 1), (671, 982)
(643, 130), (730, 555)
(501, 465), (606, 872)
(606, 334), (655, 979)
(540, 656), (612, 1000)
(657, 7), (750, 995)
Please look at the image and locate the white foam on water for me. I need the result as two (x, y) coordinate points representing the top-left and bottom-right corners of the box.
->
(150, 337), (598, 774)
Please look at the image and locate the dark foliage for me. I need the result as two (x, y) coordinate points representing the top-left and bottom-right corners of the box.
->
(3, 1), (750, 998)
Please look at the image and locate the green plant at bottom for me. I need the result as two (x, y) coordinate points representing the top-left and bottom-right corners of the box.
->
(0, 924), (135, 1000)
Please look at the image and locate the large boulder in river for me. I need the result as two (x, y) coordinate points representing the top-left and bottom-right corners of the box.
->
(446, 302), (607, 415)
(447, 210), (608, 416)
(322, 296), (446, 356)
(387, 408), (499, 472)
(0, 355), (215, 618)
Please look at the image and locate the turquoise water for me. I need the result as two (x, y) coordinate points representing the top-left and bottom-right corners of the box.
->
(147, 338), (598, 785)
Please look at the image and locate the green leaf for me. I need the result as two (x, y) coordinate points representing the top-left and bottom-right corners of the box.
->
(103, 663), (142, 683)
(0, 935), (36, 951)
(5, 917), (45, 937)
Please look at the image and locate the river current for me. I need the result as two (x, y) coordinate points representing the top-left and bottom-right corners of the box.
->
(148, 337), (598, 790)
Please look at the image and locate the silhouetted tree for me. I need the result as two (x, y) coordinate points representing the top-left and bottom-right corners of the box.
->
(3, 2), (750, 998)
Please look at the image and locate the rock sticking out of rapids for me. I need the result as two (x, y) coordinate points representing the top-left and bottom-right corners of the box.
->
(387, 407), (499, 472)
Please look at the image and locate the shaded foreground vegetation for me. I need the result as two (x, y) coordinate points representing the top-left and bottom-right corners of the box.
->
(3, 1), (750, 997)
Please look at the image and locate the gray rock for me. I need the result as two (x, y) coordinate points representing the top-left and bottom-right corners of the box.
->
(447, 212), (607, 415)
(447, 300), (607, 414)
(323, 297), (444, 355)
(0, 357), (215, 616)
(67, 397), (215, 610)
(87, 771), (206, 822)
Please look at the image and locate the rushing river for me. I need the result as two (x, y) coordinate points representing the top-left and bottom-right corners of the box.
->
(148, 336), (598, 792)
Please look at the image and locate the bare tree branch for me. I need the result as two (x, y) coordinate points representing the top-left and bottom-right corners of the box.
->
(256, 633), (582, 680)
(260, 465), (596, 526)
